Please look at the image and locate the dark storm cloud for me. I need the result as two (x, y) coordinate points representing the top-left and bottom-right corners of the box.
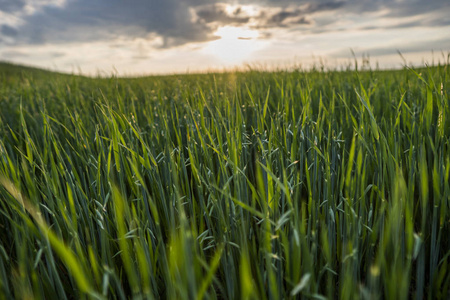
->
(0, 0), (449, 48)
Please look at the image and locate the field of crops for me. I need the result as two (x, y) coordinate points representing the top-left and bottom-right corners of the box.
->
(0, 62), (449, 299)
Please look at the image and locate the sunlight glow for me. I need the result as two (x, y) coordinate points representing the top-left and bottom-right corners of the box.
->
(203, 26), (264, 64)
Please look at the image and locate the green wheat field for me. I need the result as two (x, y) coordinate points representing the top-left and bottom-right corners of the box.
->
(0, 62), (449, 299)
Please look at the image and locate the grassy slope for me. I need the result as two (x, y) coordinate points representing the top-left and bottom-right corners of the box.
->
(0, 62), (449, 299)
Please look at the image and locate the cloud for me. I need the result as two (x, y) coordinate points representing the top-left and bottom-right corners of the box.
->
(0, 0), (346, 48)
(303, 1), (345, 13)
(382, 0), (450, 18)
(257, 0), (449, 18)
(0, 0), (26, 13)
(194, 2), (344, 30)
(360, 17), (450, 31)
(331, 36), (450, 58)
(260, 8), (311, 28)
(0, 0), (67, 16)
(1, 0), (218, 48)
(0, 0), (449, 51)
(1, 24), (17, 37)
(195, 4), (250, 25)
(1, 50), (28, 58)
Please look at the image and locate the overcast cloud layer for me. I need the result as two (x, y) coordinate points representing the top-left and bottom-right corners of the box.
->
(0, 0), (449, 74)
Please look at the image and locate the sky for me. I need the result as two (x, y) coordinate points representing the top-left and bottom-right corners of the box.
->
(0, 0), (449, 75)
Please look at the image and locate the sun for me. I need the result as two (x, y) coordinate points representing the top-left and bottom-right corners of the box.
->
(203, 26), (263, 64)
